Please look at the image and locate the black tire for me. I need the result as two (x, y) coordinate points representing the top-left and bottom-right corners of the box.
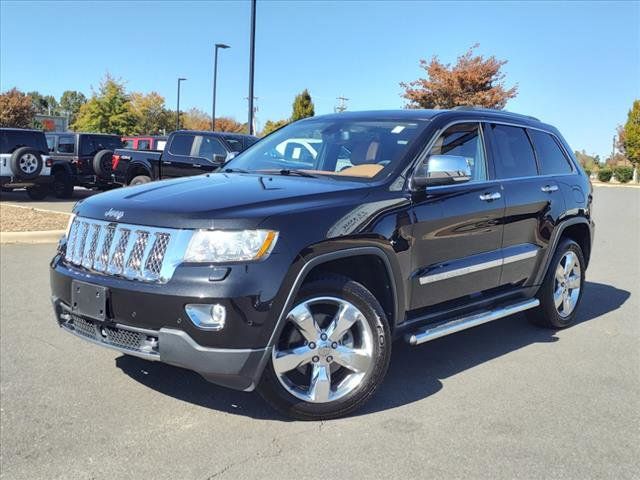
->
(26, 184), (48, 200)
(258, 275), (391, 420)
(93, 149), (113, 179)
(10, 147), (43, 180)
(129, 175), (151, 186)
(51, 170), (74, 199)
(528, 238), (585, 329)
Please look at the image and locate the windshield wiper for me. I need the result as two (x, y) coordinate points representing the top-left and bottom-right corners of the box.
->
(222, 167), (250, 173)
(275, 169), (319, 178)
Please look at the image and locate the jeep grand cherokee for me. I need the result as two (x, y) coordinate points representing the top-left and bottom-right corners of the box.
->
(50, 108), (594, 420)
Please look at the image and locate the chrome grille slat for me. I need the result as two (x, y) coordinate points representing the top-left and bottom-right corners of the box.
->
(63, 217), (188, 284)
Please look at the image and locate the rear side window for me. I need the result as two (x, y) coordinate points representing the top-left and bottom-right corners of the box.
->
(168, 134), (194, 156)
(489, 124), (538, 178)
(0, 130), (48, 153)
(197, 136), (227, 161)
(57, 135), (75, 153)
(529, 130), (572, 175)
(138, 140), (151, 150)
(80, 136), (122, 155)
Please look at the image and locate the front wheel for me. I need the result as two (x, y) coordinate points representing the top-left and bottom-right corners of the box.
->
(528, 238), (585, 328)
(258, 275), (391, 420)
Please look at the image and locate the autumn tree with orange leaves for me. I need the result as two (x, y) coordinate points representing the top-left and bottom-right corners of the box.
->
(401, 44), (518, 110)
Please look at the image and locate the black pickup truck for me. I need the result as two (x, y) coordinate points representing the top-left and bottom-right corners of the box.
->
(111, 130), (258, 186)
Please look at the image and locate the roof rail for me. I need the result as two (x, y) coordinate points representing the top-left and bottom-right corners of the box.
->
(451, 106), (540, 122)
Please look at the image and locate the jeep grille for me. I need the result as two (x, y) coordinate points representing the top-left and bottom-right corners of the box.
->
(64, 217), (192, 283)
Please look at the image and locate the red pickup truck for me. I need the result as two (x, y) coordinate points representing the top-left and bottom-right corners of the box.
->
(121, 136), (167, 151)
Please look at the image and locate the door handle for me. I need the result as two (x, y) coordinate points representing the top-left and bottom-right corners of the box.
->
(479, 192), (501, 201)
(193, 164), (202, 168)
(162, 161), (172, 165)
(541, 184), (559, 193)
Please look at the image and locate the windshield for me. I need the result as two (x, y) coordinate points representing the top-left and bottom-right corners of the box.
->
(225, 118), (428, 180)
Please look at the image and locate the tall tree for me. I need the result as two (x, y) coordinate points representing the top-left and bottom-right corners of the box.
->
(130, 91), (172, 134)
(60, 90), (87, 124)
(182, 108), (212, 131)
(27, 91), (59, 115)
(73, 75), (138, 135)
(400, 44), (518, 109)
(291, 89), (315, 121)
(619, 100), (640, 170)
(214, 116), (247, 133)
(0, 88), (35, 128)
(261, 119), (289, 136)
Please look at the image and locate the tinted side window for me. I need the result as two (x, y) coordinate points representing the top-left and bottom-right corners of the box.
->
(429, 122), (487, 182)
(529, 130), (572, 175)
(197, 136), (227, 161)
(169, 134), (194, 156)
(489, 124), (538, 178)
(0, 131), (48, 153)
(57, 136), (75, 153)
(80, 136), (122, 155)
(46, 135), (56, 151)
(138, 140), (151, 150)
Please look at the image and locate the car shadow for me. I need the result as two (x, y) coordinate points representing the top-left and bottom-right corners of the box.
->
(115, 281), (630, 421)
(0, 187), (98, 203)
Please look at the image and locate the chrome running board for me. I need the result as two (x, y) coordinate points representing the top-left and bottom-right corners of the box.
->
(405, 298), (540, 346)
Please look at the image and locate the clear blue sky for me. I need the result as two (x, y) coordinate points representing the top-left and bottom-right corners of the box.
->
(1, 0), (638, 158)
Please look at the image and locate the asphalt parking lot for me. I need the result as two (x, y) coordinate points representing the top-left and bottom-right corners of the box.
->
(0, 188), (97, 214)
(1, 185), (638, 479)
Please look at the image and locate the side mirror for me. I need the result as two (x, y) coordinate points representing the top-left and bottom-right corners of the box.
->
(412, 154), (472, 189)
(212, 153), (227, 164)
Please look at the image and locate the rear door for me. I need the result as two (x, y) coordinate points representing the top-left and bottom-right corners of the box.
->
(486, 123), (565, 287)
(410, 121), (505, 310)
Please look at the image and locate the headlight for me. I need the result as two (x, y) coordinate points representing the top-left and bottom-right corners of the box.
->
(184, 229), (278, 263)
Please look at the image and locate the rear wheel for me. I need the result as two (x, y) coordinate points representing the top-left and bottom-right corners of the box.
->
(52, 170), (74, 199)
(258, 275), (391, 420)
(129, 175), (151, 186)
(528, 239), (585, 328)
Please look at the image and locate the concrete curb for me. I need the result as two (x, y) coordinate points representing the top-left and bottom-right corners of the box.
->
(592, 182), (640, 189)
(0, 230), (64, 244)
(1, 203), (73, 215)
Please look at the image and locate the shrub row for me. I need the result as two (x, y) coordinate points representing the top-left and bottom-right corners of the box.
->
(596, 166), (635, 183)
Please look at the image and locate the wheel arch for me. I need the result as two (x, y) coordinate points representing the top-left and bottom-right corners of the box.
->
(535, 217), (593, 285)
(126, 161), (152, 184)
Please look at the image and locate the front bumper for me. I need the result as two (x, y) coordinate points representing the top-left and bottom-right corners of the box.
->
(52, 296), (268, 391)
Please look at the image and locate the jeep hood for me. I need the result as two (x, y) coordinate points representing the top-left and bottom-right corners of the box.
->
(74, 173), (371, 229)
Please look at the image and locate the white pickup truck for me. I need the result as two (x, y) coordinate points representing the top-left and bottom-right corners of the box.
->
(0, 128), (52, 200)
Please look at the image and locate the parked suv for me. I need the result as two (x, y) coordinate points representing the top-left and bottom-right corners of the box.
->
(111, 130), (258, 186)
(50, 109), (594, 419)
(1, 128), (52, 199)
(45, 132), (123, 198)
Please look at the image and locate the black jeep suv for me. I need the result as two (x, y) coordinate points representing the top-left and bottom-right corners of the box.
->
(50, 108), (594, 420)
(45, 132), (123, 198)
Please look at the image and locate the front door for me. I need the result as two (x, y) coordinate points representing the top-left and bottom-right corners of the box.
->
(410, 122), (505, 310)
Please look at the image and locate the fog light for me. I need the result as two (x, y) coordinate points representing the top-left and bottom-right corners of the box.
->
(185, 304), (226, 331)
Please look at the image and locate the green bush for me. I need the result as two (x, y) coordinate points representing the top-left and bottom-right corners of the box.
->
(584, 167), (592, 177)
(613, 166), (633, 183)
(598, 168), (613, 182)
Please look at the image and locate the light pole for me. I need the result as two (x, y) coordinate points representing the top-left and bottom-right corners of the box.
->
(248, 0), (256, 135)
(212, 43), (230, 131)
(176, 77), (187, 130)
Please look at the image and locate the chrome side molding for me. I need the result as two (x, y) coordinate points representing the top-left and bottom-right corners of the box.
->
(405, 298), (540, 346)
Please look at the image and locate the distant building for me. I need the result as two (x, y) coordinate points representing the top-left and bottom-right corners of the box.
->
(35, 114), (69, 132)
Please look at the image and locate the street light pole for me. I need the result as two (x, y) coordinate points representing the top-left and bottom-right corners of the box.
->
(248, 0), (256, 135)
(176, 77), (187, 131)
(212, 43), (230, 131)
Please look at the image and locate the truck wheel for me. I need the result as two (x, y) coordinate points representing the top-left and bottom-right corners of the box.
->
(528, 238), (585, 329)
(52, 170), (74, 199)
(10, 147), (43, 180)
(26, 185), (48, 200)
(93, 150), (113, 179)
(258, 275), (391, 420)
(129, 175), (151, 186)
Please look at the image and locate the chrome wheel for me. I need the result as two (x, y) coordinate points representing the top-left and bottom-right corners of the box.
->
(19, 153), (39, 174)
(272, 296), (374, 404)
(554, 251), (581, 317)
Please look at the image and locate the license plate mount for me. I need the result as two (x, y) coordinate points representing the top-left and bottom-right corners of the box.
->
(71, 280), (108, 321)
